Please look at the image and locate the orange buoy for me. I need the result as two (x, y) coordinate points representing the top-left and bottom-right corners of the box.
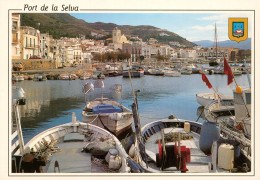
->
(236, 86), (243, 94)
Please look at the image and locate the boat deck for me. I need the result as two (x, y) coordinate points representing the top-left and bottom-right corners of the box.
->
(145, 128), (212, 173)
(45, 133), (105, 173)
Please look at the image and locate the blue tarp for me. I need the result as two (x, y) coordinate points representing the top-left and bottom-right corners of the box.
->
(93, 104), (122, 114)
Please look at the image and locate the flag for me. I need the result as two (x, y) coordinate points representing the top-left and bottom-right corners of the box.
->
(223, 56), (234, 85)
(201, 72), (212, 89)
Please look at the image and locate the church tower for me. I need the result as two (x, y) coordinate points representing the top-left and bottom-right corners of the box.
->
(112, 27), (121, 43)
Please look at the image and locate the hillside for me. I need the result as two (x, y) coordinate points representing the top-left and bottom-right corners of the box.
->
(20, 13), (195, 47)
(193, 38), (251, 50)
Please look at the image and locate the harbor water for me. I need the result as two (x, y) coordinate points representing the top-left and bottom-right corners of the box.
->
(13, 74), (250, 144)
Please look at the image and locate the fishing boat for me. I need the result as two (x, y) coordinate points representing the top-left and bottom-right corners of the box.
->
(204, 88), (251, 136)
(132, 116), (251, 173)
(82, 98), (133, 137)
(82, 81), (133, 137)
(33, 74), (47, 81)
(11, 86), (138, 173)
(196, 93), (233, 107)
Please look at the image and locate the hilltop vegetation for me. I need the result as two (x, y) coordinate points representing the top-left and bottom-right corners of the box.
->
(20, 13), (195, 47)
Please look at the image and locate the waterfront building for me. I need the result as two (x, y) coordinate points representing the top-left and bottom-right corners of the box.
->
(40, 33), (53, 59)
(20, 26), (40, 59)
(179, 48), (197, 60)
(122, 43), (142, 62)
(12, 13), (21, 60)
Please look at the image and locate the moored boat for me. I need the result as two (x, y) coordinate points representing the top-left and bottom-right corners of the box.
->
(33, 74), (47, 81)
(123, 65), (144, 78)
(82, 98), (133, 136)
(11, 86), (136, 173)
(12, 75), (24, 82)
(196, 93), (233, 107)
(80, 74), (91, 80)
(134, 118), (251, 173)
(164, 70), (181, 77)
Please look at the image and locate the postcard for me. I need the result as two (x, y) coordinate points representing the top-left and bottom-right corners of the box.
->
(0, 0), (259, 179)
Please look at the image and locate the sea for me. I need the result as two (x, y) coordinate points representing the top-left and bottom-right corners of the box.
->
(12, 73), (251, 144)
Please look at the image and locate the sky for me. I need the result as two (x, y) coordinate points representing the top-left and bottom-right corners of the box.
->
(70, 12), (253, 42)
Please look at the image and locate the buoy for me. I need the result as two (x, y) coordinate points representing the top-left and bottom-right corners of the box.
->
(199, 122), (220, 155)
(236, 86), (243, 94)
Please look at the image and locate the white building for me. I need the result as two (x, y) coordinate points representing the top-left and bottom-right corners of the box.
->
(12, 13), (21, 60)
(20, 26), (40, 59)
(179, 49), (197, 60)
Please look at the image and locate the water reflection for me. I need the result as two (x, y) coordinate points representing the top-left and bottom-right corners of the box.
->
(13, 74), (250, 143)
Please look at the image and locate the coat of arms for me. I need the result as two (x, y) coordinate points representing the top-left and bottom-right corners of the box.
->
(228, 18), (248, 43)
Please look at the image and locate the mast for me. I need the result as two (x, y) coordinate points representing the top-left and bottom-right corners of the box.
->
(215, 23), (218, 60)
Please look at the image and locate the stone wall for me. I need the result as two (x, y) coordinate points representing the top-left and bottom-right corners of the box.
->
(12, 59), (56, 71)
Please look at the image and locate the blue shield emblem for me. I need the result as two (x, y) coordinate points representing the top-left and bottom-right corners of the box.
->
(232, 22), (244, 37)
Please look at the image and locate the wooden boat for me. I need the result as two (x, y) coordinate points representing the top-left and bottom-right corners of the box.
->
(196, 93), (233, 107)
(11, 87), (137, 173)
(134, 118), (251, 173)
(82, 98), (133, 136)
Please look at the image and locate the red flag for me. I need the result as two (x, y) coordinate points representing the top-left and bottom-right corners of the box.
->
(223, 56), (234, 85)
(201, 72), (212, 89)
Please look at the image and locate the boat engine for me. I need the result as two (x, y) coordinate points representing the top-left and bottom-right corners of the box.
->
(156, 141), (190, 172)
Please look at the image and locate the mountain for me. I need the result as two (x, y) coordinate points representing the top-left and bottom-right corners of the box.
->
(193, 38), (251, 50)
(20, 13), (195, 47)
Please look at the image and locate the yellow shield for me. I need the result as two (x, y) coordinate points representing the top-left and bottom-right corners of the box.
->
(229, 18), (248, 43)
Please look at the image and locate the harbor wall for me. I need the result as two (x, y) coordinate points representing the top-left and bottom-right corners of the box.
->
(12, 59), (56, 71)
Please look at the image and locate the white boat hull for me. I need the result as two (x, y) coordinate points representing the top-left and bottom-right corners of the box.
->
(82, 100), (133, 136)
(196, 93), (233, 107)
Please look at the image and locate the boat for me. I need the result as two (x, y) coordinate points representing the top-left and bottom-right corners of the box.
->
(209, 23), (220, 67)
(204, 88), (251, 136)
(11, 86), (138, 173)
(180, 68), (192, 75)
(164, 70), (181, 77)
(133, 117), (251, 173)
(58, 74), (70, 80)
(92, 71), (105, 79)
(82, 98), (133, 136)
(196, 92), (233, 107)
(12, 75), (24, 82)
(33, 74), (47, 81)
(80, 74), (91, 80)
(82, 80), (133, 137)
(122, 65), (144, 78)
